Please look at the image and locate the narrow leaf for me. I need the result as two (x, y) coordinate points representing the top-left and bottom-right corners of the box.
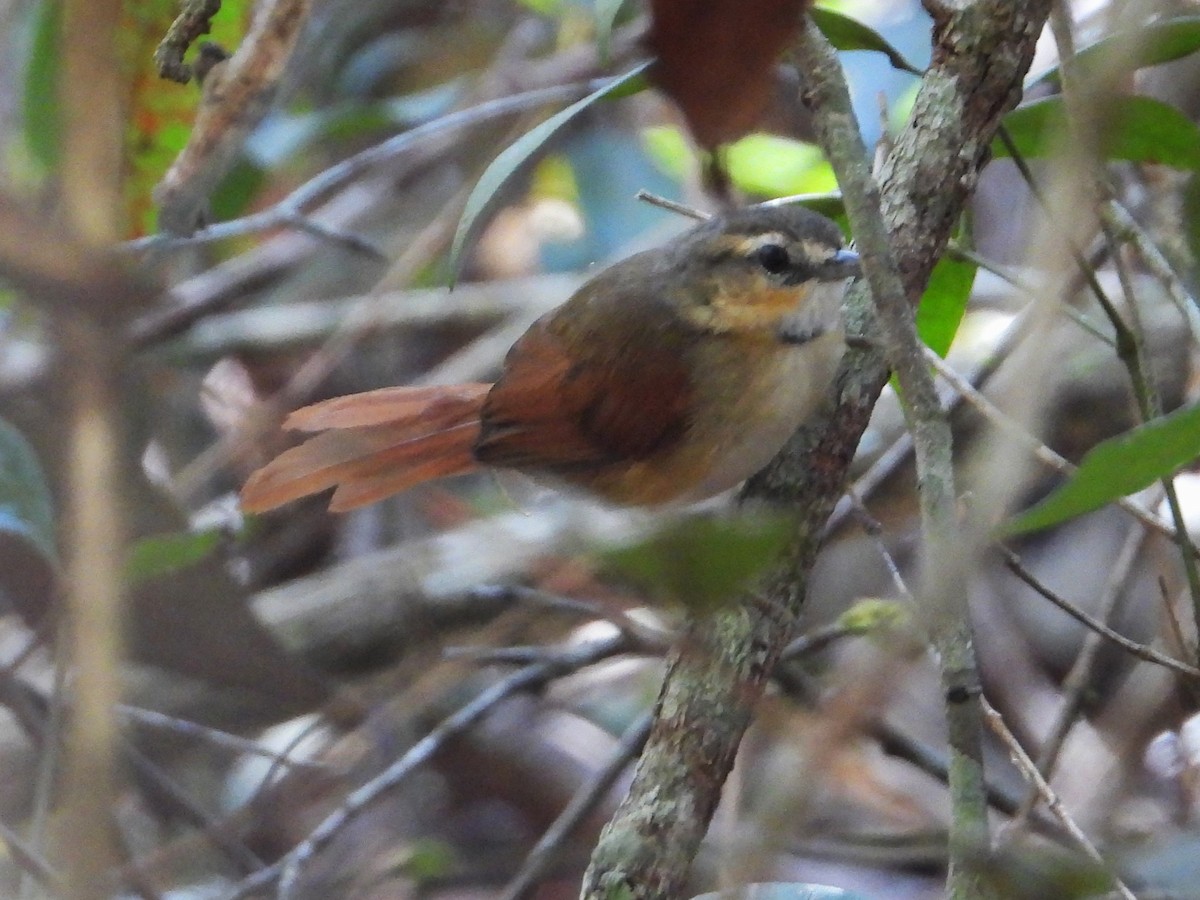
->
(595, 0), (626, 61)
(916, 252), (975, 357)
(22, 0), (62, 173)
(995, 95), (1200, 170)
(1007, 403), (1200, 534)
(1033, 16), (1200, 87)
(809, 7), (922, 75)
(449, 62), (650, 282)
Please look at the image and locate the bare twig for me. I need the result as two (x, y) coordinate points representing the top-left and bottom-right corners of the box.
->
(792, 19), (992, 892)
(999, 546), (1200, 680)
(154, 0), (223, 83)
(154, 0), (314, 235)
(1105, 201), (1200, 347)
(118, 705), (332, 773)
(633, 190), (711, 221)
(130, 82), (606, 257)
(982, 698), (1138, 900)
(923, 346), (1186, 547)
(0, 817), (56, 890)
(845, 489), (913, 600)
(238, 636), (628, 900)
(501, 714), (653, 900)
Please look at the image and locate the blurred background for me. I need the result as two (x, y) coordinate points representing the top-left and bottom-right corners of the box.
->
(2, 0), (1200, 897)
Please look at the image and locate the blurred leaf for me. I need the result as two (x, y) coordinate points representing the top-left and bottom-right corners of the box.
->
(916, 251), (976, 357)
(648, 0), (809, 146)
(837, 598), (907, 635)
(995, 95), (1200, 170)
(602, 513), (791, 612)
(530, 154), (580, 202)
(449, 62), (649, 282)
(726, 135), (837, 196)
(209, 158), (267, 222)
(515, 0), (565, 14)
(810, 6), (923, 75)
(692, 883), (873, 900)
(1033, 16), (1200, 87)
(644, 128), (836, 197)
(1007, 403), (1200, 534)
(125, 528), (222, 587)
(595, 0), (627, 61)
(23, 0), (62, 175)
(398, 839), (457, 884)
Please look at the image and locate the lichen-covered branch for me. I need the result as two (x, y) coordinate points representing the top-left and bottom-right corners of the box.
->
(581, 3), (1052, 898)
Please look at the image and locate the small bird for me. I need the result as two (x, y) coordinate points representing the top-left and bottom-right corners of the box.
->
(241, 206), (859, 514)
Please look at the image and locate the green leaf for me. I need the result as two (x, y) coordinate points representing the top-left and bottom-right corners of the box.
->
(595, 0), (626, 62)
(23, 0), (62, 174)
(1007, 403), (1200, 534)
(810, 7), (922, 75)
(837, 598), (908, 635)
(515, 0), (564, 14)
(449, 62), (650, 282)
(725, 135), (838, 197)
(995, 95), (1200, 170)
(643, 127), (837, 198)
(916, 252), (975, 357)
(1033, 16), (1200, 87)
(125, 528), (222, 586)
(0, 418), (56, 563)
(601, 513), (791, 612)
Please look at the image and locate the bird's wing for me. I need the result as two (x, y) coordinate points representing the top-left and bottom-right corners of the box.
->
(474, 315), (692, 470)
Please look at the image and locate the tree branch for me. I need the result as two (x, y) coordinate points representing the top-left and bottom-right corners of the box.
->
(581, 3), (1052, 898)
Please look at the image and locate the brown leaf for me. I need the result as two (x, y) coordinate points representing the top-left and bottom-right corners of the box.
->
(648, 0), (814, 147)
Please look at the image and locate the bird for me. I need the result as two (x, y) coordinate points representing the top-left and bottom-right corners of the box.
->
(240, 205), (860, 514)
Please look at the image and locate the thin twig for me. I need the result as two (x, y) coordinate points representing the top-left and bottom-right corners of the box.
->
(845, 489), (913, 600)
(118, 705), (332, 772)
(982, 697), (1138, 900)
(0, 816), (56, 890)
(254, 636), (626, 900)
(792, 19), (992, 887)
(779, 622), (862, 661)
(923, 346), (1186, 548)
(1105, 200), (1200, 346)
(945, 243), (1114, 348)
(825, 295), (1039, 538)
(633, 190), (710, 221)
(500, 713), (653, 900)
(129, 82), (607, 255)
(999, 546), (1200, 680)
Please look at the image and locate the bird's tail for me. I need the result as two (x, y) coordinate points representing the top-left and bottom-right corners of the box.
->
(241, 384), (490, 513)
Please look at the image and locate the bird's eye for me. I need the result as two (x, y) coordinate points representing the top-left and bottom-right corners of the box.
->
(755, 243), (791, 275)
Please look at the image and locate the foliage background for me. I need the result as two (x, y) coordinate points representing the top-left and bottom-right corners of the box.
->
(1, 0), (1200, 898)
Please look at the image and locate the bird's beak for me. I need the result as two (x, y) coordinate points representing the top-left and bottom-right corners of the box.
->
(821, 248), (861, 281)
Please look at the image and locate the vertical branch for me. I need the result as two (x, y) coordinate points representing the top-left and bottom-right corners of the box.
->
(59, 0), (128, 895)
(790, 20), (990, 898)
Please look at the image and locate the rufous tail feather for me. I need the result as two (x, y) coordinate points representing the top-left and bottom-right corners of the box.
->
(241, 384), (490, 513)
